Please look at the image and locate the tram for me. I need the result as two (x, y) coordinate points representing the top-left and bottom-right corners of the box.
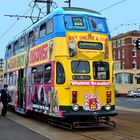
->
(4, 7), (118, 128)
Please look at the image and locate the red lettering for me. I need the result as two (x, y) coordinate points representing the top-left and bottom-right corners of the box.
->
(29, 44), (48, 64)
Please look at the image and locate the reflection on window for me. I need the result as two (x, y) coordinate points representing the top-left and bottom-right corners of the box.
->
(72, 61), (90, 74)
(14, 40), (19, 52)
(29, 31), (33, 44)
(88, 16), (108, 33)
(4, 74), (7, 85)
(115, 73), (133, 84)
(44, 64), (51, 84)
(93, 62), (109, 80)
(31, 67), (37, 84)
(20, 35), (25, 49)
(64, 15), (87, 30)
(34, 27), (39, 41)
(47, 19), (53, 34)
(7, 45), (12, 55)
(40, 23), (46, 38)
(56, 62), (65, 84)
(9, 73), (13, 85)
(136, 73), (140, 84)
(37, 65), (43, 84)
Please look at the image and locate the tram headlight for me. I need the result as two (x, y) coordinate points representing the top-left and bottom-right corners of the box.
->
(72, 104), (79, 111)
(105, 104), (111, 111)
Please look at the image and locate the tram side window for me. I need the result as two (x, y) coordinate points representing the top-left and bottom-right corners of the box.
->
(9, 73), (13, 85)
(7, 45), (12, 55)
(71, 61), (90, 74)
(20, 36), (25, 49)
(28, 31), (33, 44)
(46, 19), (53, 35)
(44, 64), (51, 84)
(56, 62), (65, 84)
(4, 74), (7, 85)
(40, 23), (46, 38)
(34, 27), (39, 41)
(14, 40), (19, 52)
(31, 67), (37, 84)
(37, 65), (43, 84)
(93, 62), (109, 80)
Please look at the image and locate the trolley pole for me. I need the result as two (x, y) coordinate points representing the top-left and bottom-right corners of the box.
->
(64, 0), (71, 7)
(35, 0), (52, 14)
(47, 0), (51, 14)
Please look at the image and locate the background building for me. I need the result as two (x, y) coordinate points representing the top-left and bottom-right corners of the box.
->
(0, 58), (4, 88)
(112, 30), (140, 96)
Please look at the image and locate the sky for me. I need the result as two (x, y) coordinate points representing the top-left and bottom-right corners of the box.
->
(0, 0), (140, 58)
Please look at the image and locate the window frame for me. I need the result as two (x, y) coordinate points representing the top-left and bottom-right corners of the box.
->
(28, 31), (33, 45)
(44, 64), (52, 84)
(37, 65), (44, 84)
(64, 15), (87, 31)
(39, 23), (46, 38)
(56, 62), (66, 84)
(31, 67), (37, 84)
(71, 60), (90, 74)
(88, 16), (108, 33)
(13, 40), (19, 52)
(46, 19), (54, 35)
(93, 61), (110, 80)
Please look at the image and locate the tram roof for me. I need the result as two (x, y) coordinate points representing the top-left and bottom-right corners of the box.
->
(8, 7), (104, 44)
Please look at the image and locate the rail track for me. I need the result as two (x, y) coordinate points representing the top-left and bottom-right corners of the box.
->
(7, 109), (140, 140)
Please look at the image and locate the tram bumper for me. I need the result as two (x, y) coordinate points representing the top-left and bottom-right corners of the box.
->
(62, 110), (118, 118)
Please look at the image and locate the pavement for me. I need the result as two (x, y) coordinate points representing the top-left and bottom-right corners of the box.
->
(0, 114), (50, 140)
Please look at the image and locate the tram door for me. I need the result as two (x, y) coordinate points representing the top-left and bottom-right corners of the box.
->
(17, 69), (24, 109)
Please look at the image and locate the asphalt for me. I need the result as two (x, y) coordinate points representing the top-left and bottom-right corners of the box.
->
(0, 115), (50, 140)
(116, 106), (140, 113)
(0, 106), (139, 140)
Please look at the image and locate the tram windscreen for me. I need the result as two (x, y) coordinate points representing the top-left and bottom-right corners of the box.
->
(71, 61), (90, 74)
(93, 62), (109, 80)
(64, 15), (87, 30)
(88, 16), (108, 33)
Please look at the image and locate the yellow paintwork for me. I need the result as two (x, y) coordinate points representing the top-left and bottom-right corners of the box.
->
(53, 32), (115, 109)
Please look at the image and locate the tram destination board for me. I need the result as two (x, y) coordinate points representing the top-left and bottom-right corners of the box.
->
(78, 41), (103, 50)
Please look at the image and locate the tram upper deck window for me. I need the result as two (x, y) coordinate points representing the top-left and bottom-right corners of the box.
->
(29, 31), (33, 44)
(71, 61), (90, 74)
(7, 45), (12, 55)
(46, 19), (53, 35)
(88, 17), (108, 33)
(14, 40), (19, 52)
(20, 36), (25, 49)
(34, 27), (39, 41)
(64, 15), (87, 30)
(93, 62), (109, 80)
(40, 23), (46, 38)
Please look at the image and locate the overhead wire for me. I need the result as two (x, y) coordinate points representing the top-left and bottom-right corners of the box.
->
(0, 2), (33, 41)
(110, 22), (140, 33)
(99, 0), (127, 12)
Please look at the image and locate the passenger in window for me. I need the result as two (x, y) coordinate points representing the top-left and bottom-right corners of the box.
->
(99, 74), (106, 80)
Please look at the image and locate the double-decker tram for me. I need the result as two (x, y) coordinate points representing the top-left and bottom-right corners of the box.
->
(4, 7), (118, 129)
